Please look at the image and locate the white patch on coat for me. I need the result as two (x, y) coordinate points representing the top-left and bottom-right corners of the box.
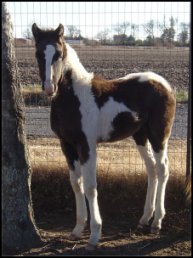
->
(137, 142), (157, 225)
(64, 43), (94, 83)
(122, 71), (172, 92)
(64, 44), (98, 146)
(152, 140), (169, 229)
(80, 149), (102, 245)
(69, 161), (87, 238)
(44, 45), (55, 80)
(44, 45), (55, 94)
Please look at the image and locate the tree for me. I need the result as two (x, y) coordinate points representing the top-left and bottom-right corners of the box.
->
(113, 34), (127, 45)
(96, 28), (110, 44)
(160, 16), (176, 47)
(130, 23), (139, 38)
(66, 25), (82, 39)
(2, 3), (43, 254)
(113, 21), (130, 35)
(127, 35), (135, 46)
(23, 27), (33, 39)
(178, 23), (189, 46)
(144, 35), (155, 46)
(143, 19), (155, 41)
(23, 21), (36, 39)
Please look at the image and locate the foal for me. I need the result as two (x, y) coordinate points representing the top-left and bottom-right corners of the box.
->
(32, 23), (176, 250)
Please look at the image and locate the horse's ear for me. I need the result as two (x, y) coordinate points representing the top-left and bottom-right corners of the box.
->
(55, 24), (64, 37)
(32, 23), (42, 41)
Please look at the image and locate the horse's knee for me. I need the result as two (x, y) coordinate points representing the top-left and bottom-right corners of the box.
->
(70, 172), (83, 193)
(156, 162), (169, 181)
(84, 185), (97, 199)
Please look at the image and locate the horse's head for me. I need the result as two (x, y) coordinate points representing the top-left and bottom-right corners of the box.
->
(32, 23), (66, 96)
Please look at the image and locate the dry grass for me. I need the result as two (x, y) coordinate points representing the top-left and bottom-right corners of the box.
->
(28, 137), (188, 214)
(28, 137), (187, 177)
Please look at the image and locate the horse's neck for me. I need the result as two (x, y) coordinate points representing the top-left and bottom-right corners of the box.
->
(64, 43), (93, 84)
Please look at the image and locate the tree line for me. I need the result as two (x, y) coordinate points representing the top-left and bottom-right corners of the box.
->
(88, 17), (190, 47)
(24, 16), (189, 47)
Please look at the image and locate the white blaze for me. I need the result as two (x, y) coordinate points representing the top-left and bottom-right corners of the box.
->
(44, 45), (55, 94)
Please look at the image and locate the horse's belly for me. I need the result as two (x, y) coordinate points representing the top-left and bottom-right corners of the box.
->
(98, 110), (144, 143)
(97, 98), (145, 142)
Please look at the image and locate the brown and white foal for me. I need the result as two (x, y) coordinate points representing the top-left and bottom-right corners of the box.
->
(32, 23), (176, 250)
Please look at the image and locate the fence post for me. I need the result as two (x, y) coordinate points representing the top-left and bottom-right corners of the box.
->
(186, 19), (192, 180)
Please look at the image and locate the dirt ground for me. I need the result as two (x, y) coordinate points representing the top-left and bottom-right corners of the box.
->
(19, 182), (191, 256)
(16, 45), (189, 91)
(19, 208), (191, 256)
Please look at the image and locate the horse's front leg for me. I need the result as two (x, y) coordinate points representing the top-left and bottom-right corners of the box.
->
(69, 163), (88, 239)
(60, 140), (87, 239)
(80, 145), (102, 250)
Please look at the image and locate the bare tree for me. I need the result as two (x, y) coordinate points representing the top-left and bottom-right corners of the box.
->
(159, 16), (176, 46)
(66, 25), (81, 39)
(113, 21), (130, 35)
(178, 22), (189, 46)
(96, 28), (110, 44)
(113, 22), (130, 45)
(2, 3), (43, 254)
(23, 27), (33, 39)
(23, 21), (36, 39)
(130, 23), (139, 38)
(143, 19), (156, 40)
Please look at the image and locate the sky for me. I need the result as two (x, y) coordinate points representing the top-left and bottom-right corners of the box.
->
(6, 1), (191, 40)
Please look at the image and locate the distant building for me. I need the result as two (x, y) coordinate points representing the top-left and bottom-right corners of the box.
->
(14, 38), (34, 46)
(65, 39), (84, 45)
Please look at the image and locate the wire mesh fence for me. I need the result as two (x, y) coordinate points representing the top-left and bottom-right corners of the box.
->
(7, 1), (190, 180)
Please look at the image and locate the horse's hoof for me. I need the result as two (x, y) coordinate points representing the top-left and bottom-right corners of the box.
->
(150, 227), (160, 235)
(137, 223), (144, 229)
(136, 223), (150, 234)
(69, 233), (80, 241)
(85, 243), (97, 251)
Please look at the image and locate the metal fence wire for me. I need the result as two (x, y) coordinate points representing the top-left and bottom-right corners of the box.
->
(7, 2), (191, 180)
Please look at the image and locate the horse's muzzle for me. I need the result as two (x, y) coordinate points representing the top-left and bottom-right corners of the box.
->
(44, 80), (55, 96)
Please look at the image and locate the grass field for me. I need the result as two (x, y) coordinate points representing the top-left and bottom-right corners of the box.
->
(28, 137), (187, 177)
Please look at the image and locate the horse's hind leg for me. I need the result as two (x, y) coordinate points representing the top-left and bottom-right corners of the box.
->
(134, 131), (158, 229)
(150, 140), (169, 234)
(60, 140), (87, 239)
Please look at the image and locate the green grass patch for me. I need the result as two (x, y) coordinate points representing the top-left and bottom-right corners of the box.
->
(21, 84), (42, 94)
(176, 89), (189, 103)
(21, 84), (51, 106)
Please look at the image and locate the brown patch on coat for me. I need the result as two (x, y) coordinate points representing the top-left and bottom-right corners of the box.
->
(92, 75), (176, 152)
(109, 112), (145, 142)
(33, 25), (90, 167)
(50, 70), (90, 166)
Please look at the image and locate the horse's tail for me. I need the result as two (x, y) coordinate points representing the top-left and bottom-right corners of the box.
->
(184, 174), (191, 204)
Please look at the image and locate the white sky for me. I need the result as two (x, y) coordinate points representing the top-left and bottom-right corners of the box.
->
(6, 1), (191, 40)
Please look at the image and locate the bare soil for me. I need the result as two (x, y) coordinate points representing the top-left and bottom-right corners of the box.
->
(20, 208), (191, 256)
(16, 45), (189, 91)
